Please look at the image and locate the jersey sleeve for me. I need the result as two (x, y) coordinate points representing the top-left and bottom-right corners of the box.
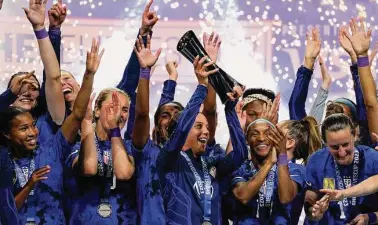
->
(305, 155), (321, 190)
(230, 162), (248, 188)
(289, 164), (306, 191)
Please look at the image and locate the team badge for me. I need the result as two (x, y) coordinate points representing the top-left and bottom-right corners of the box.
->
(323, 178), (335, 190)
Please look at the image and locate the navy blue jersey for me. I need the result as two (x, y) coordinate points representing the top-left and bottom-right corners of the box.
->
(157, 85), (248, 225)
(0, 149), (18, 225)
(126, 138), (165, 225)
(230, 161), (305, 225)
(305, 145), (378, 224)
(65, 139), (137, 225)
(12, 129), (73, 225)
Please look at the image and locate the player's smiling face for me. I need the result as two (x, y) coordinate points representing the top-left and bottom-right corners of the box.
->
(325, 127), (355, 165)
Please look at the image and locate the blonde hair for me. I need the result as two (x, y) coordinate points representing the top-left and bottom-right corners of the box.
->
(94, 88), (130, 122)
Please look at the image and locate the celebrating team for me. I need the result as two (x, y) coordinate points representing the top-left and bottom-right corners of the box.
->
(1, 0), (378, 224)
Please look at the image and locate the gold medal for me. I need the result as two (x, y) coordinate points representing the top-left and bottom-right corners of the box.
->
(323, 178), (335, 190)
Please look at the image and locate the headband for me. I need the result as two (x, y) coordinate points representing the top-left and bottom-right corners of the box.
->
(334, 98), (357, 120)
(246, 118), (275, 136)
(242, 94), (273, 110)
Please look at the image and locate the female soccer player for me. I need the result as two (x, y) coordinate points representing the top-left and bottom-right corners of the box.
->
(64, 86), (136, 224)
(278, 116), (322, 225)
(230, 119), (305, 224)
(0, 0), (66, 145)
(304, 113), (378, 225)
(1, 37), (102, 225)
(157, 55), (247, 225)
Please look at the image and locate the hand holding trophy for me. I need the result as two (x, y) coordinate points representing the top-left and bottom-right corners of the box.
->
(177, 30), (244, 104)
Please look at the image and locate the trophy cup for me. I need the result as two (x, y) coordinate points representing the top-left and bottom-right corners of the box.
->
(177, 30), (244, 104)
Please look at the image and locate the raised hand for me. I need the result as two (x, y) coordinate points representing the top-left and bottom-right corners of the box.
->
(319, 188), (346, 201)
(193, 56), (219, 86)
(26, 165), (51, 188)
(345, 17), (372, 57)
(226, 85), (243, 101)
(105, 92), (121, 129)
(10, 72), (39, 95)
(259, 94), (280, 124)
(48, 0), (67, 28)
(23, 0), (48, 29)
(140, 0), (159, 36)
(165, 60), (178, 81)
(86, 38), (105, 75)
(236, 100), (247, 130)
(304, 27), (321, 70)
(318, 55), (332, 90)
(311, 195), (330, 221)
(339, 25), (357, 62)
(134, 35), (162, 69)
(203, 32), (222, 62)
(268, 126), (287, 154)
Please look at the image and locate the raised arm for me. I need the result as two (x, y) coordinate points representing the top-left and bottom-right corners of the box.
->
(76, 94), (98, 176)
(38, 1), (65, 116)
(106, 92), (135, 180)
(132, 35), (161, 149)
(158, 61), (178, 107)
(346, 18), (378, 140)
(309, 56), (331, 123)
(288, 27), (321, 120)
(268, 127), (299, 204)
(157, 56), (218, 171)
(61, 38), (104, 144)
(118, 0), (158, 140)
(215, 95), (248, 178)
(232, 149), (276, 205)
(24, 0), (66, 125)
(202, 32), (221, 144)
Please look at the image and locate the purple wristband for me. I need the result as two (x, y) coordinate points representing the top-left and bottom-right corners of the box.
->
(110, 128), (121, 138)
(357, 56), (369, 67)
(277, 153), (289, 166)
(34, 28), (48, 40)
(140, 68), (151, 80)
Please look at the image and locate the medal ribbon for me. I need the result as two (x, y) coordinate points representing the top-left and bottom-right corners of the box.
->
(181, 151), (212, 223)
(13, 155), (37, 223)
(333, 149), (359, 219)
(94, 135), (114, 211)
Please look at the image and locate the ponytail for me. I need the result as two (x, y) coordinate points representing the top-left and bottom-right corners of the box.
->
(301, 116), (322, 163)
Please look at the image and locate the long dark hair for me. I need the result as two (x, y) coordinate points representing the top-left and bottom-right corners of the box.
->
(153, 101), (184, 145)
(281, 116), (322, 164)
(321, 113), (356, 143)
(0, 107), (31, 146)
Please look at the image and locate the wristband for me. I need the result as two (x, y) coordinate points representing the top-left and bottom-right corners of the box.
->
(109, 127), (121, 138)
(368, 213), (377, 224)
(357, 56), (369, 67)
(277, 153), (289, 166)
(34, 28), (48, 40)
(140, 68), (151, 80)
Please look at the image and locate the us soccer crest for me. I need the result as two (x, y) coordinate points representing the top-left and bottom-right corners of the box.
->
(323, 178), (335, 190)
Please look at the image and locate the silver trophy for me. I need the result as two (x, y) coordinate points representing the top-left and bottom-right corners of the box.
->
(177, 30), (244, 104)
